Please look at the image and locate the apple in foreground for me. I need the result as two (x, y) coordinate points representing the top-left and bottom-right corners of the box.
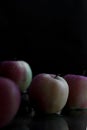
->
(64, 74), (87, 109)
(29, 73), (69, 114)
(0, 60), (32, 92)
(0, 77), (21, 128)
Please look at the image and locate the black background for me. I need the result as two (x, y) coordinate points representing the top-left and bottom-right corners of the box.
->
(0, 0), (87, 76)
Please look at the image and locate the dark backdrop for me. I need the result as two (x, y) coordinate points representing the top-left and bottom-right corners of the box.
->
(0, 0), (87, 76)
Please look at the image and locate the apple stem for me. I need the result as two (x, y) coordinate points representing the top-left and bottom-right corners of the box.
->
(54, 75), (58, 78)
(54, 74), (61, 78)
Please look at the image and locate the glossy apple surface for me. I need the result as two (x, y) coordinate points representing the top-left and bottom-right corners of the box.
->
(0, 61), (32, 92)
(0, 77), (21, 128)
(29, 73), (69, 114)
(64, 74), (87, 109)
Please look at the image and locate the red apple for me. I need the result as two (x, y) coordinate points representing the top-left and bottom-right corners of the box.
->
(64, 74), (87, 109)
(0, 77), (21, 128)
(29, 73), (69, 114)
(0, 60), (32, 92)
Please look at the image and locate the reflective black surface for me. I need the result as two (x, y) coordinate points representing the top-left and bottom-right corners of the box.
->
(30, 110), (87, 130)
(30, 114), (69, 130)
(1, 110), (87, 130)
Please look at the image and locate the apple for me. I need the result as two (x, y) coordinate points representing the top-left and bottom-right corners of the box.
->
(0, 77), (21, 128)
(0, 60), (32, 92)
(29, 73), (69, 114)
(64, 74), (87, 109)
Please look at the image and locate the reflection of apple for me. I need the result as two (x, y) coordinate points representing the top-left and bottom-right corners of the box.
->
(64, 110), (87, 130)
(64, 74), (87, 109)
(0, 61), (32, 92)
(30, 114), (69, 130)
(29, 73), (69, 114)
(0, 77), (21, 128)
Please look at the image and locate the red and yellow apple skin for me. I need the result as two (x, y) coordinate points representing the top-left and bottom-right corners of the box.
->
(29, 73), (69, 114)
(64, 74), (87, 109)
(0, 77), (21, 128)
(0, 61), (32, 92)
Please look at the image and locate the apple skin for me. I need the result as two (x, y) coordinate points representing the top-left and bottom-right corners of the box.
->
(0, 61), (32, 92)
(29, 73), (69, 114)
(64, 74), (87, 109)
(0, 77), (21, 128)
